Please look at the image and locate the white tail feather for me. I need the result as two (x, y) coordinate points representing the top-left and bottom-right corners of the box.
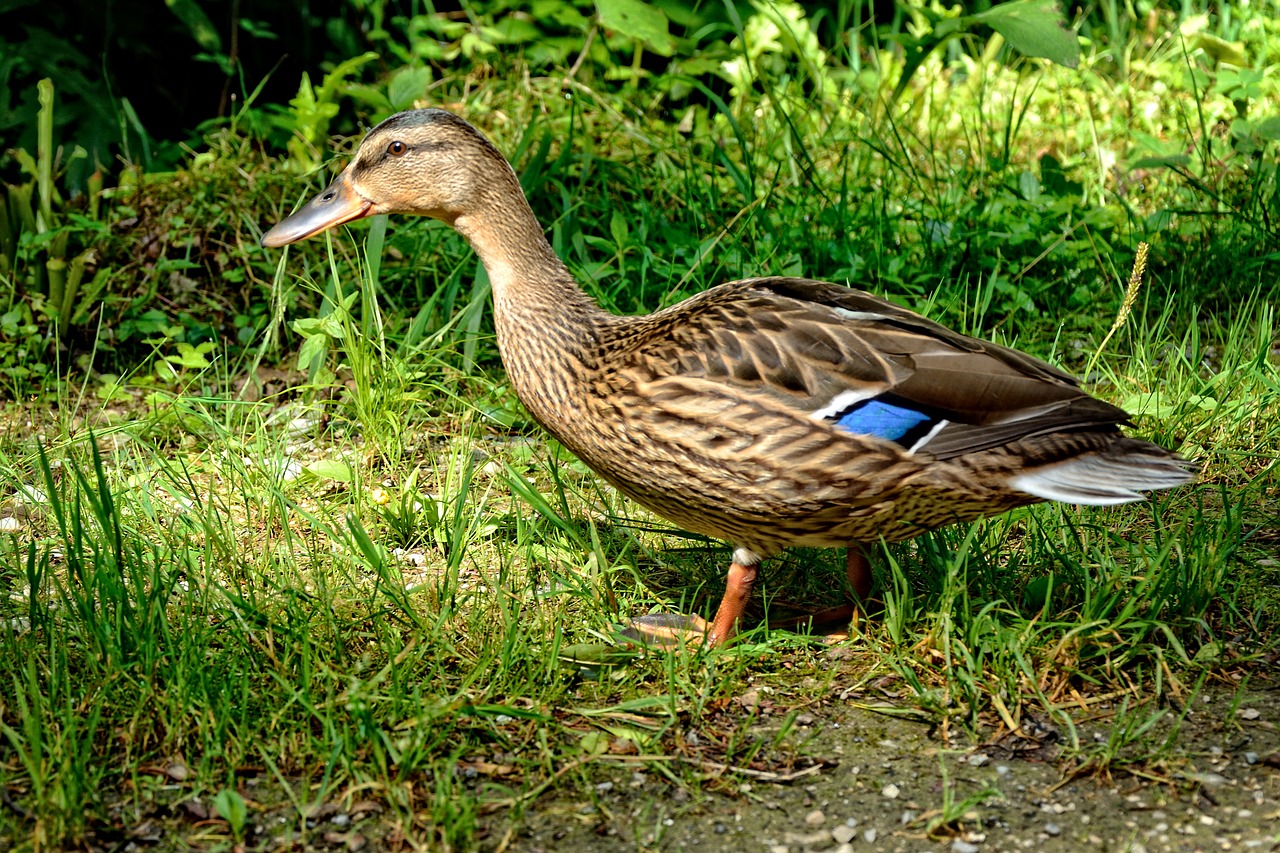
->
(1008, 454), (1194, 506)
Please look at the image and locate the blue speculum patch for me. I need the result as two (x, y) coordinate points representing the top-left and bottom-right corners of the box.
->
(833, 398), (933, 442)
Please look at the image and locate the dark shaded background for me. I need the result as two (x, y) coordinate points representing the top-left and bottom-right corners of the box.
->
(0, 0), (917, 190)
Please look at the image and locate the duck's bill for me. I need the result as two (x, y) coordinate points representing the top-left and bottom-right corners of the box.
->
(261, 173), (373, 248)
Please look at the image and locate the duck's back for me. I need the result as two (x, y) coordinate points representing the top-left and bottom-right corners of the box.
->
(541, 278), (1189, 554)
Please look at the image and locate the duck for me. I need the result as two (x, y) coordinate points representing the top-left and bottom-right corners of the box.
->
(262, 108), (1193, 646)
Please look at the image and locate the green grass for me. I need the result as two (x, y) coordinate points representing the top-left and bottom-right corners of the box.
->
(2, 11), (1279, 851)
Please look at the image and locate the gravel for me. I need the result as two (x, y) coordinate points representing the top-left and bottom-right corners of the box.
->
(510, 686), (1280, 852)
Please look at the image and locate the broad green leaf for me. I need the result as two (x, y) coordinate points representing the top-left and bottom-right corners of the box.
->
(1018, 170), (1041, 202)
(609, 209), (629, 247)
(558, 642), (637, 666)
(534, 0), (590, 31)
(578, 730), (610, 755)
(317, 53), (380, 104)
(492, 16), (543, 44)
(1129, 155), (1191, 170)
(1192, 640), (1224, 664)
(460, 32), (498, 56)
(972, 0), (1079, 68)
(165, 342), (211, 370)
(595, 0), (676, 56)
(304, 459), (354, 483)
(296, 333), (327, 372)
(1255, 117), (1280, 142)
(1191, 32), (1247, 66)
(387, 66), (433, 111)
(165, 0), (222, 53)
(1024, 574), (1054, 609)
(212, 789), (247, 834)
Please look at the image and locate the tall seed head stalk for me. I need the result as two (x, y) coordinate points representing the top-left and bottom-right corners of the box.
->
(1087, 241), (1150, 381)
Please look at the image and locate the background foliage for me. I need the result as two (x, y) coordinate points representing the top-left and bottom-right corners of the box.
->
(0, 0), (1275, 395)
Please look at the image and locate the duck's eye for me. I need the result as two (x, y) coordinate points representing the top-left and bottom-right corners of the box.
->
(388, 140), (408, 156)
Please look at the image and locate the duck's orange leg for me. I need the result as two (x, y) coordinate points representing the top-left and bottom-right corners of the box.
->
(705, 557), (758, 646)
(739, 546), (876, 638)
(847, 545), (873, 601)
(624, 554), (759, 647)
(625, 548), (872, 646)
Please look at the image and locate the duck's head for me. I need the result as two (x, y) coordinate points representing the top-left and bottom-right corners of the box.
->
(261, 108), (513, 248)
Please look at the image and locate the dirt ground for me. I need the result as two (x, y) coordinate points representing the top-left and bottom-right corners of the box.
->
(64, 677), (1280, 851)
(507, 682), (1280, 852)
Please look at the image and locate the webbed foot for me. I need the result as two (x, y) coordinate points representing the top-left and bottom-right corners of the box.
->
(622, 557), (759, 648)
(619, 613), (712, 647)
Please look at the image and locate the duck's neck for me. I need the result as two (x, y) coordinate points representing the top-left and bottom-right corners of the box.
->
(453, 189), (613, 435)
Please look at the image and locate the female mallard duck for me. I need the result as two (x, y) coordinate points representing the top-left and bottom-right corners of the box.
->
(262, 109), (1193, 646)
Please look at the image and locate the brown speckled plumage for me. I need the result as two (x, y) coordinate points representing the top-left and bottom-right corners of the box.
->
(263, 109), (1194, 645)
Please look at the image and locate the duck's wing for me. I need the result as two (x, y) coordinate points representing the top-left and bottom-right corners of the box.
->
(620, 276), (1129, 462)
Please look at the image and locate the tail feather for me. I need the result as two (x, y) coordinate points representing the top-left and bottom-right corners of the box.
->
(1007, 440), (1195, 506)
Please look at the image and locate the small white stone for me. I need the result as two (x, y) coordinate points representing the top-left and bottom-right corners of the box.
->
(863, 828), (877, 843)
(831, 825), (856, 844)
(286, 412), (322, 437)
(881, 783), (900, 799)
(951, 840), (980, 853)
(783, 831), (828, 846)
(805, 810), (825, 827)
(1239, 708), (1262, 720)
(16, 486), (47, 505)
